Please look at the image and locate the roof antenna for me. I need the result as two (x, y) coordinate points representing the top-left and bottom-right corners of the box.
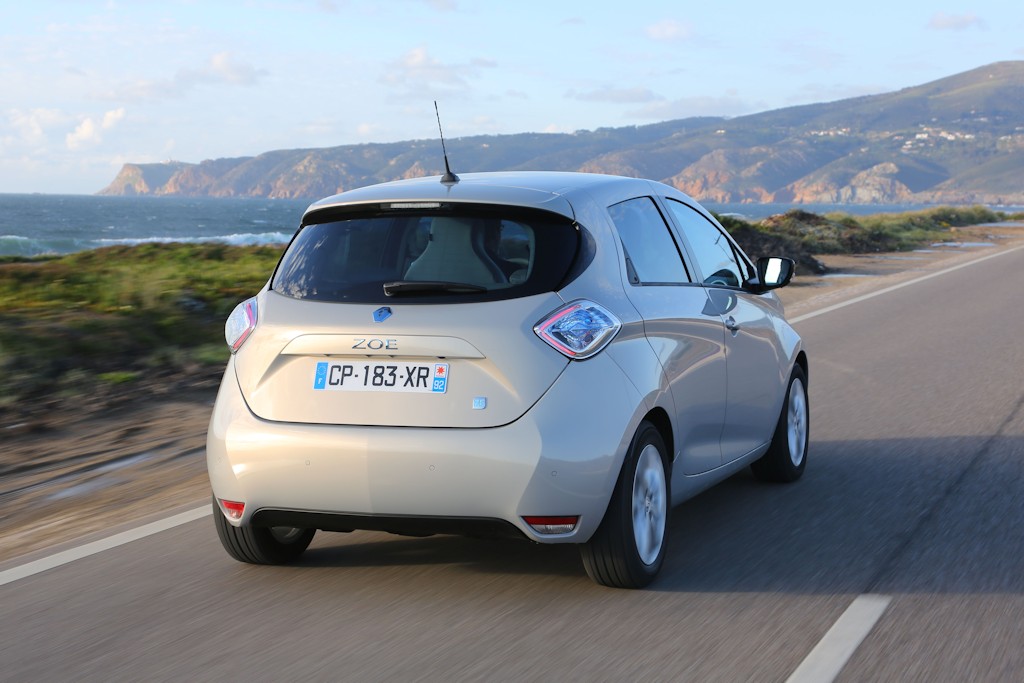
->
(434, 101), (459, 186)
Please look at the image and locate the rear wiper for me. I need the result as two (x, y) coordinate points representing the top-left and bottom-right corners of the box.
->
(383, 280), (488, 296)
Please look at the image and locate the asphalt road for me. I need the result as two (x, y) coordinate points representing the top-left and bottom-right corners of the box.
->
(3, 244), (1023, 682)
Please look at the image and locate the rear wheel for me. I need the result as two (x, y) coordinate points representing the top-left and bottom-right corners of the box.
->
(581, 421), (669, 588)
(213, 498), (315, 564)
(751, 365), (808, 483)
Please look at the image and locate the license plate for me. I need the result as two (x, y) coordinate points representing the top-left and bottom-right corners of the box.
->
(313, 361), (449, 393)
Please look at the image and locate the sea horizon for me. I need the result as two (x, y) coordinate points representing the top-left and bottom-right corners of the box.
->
(2, 192), (1022, 258)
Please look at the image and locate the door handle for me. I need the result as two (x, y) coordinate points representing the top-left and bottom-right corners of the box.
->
(725, 316), (740, 333)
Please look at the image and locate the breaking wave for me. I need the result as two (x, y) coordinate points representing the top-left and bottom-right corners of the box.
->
(0, 232), (293, 257)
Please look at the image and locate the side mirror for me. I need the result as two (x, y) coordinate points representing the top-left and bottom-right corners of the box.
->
(748, 257), (794, 292)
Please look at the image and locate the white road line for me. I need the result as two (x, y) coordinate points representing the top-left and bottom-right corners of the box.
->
(790, 243), (1024, 324)
(786, 594), (892, 683)
(0, 506), (210, 587)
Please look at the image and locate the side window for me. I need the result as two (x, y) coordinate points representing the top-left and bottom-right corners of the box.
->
(665, 199), (746, 288)
(607, 197), (690, 284)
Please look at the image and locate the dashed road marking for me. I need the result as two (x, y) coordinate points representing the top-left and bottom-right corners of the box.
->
(786, 594), (893, 683)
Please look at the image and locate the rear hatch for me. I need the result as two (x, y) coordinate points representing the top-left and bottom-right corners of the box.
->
(234, 202), (583, 429)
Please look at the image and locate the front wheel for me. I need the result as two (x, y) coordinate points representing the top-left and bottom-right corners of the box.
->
(581, 421), (670, 589)
(751, 365), (808, 483)
(213, 498), (315, 564)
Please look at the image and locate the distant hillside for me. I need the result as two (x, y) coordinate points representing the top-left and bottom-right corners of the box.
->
(100, 62), (1024, 204)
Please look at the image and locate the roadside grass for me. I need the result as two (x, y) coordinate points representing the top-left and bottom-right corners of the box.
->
(0, 243), (282, 415)
(720, 205), (1006, 263)
(1, 206), (1019, 416)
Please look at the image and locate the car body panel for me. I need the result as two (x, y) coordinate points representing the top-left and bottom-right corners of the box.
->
(209, 346), (646, 543)
(235, 289), (570, 428)
(706, 287), (790, 460)
(615, 284), (729, 474)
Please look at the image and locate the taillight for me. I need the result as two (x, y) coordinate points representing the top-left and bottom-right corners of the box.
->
(534, 300), (621, 359)
(523, 516), (579, 535)
(219, 499), (245, 521)
(225, 297), (258, 353)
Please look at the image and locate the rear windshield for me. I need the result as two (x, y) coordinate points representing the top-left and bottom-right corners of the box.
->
(271, 205), (581, 304)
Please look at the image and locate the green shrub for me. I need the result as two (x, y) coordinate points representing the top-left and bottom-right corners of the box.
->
(98, 371), (140, 384)
(0, 243), (281, 409)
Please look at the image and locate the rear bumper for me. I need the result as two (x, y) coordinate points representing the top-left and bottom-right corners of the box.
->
(249, 509), (526, 540)
(206, 354), (644, 543)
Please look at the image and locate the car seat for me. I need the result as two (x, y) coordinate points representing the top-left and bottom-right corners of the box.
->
(404, 217), (507, 285)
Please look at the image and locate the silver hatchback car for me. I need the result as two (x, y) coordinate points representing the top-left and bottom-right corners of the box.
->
(207, 171), (807, 588)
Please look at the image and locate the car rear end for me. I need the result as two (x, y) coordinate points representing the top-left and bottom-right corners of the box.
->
(207, 175), (644, 543)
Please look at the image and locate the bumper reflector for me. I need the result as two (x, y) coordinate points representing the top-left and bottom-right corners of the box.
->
(219, 499), (245, 521)
(523, 516), (579, 535)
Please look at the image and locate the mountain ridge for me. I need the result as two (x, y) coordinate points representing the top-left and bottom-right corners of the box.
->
(99, 61), (1024, 204)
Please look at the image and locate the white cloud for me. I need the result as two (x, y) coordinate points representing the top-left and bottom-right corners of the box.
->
(66, 108), (126, 150)
(469, 115), (500, 129)
(102, 108), (126, 129)
(384, 47), (462, 89)
(106, 52), (268, 102)
(365, 0), (460, 13)
(7, 108), (66, 146)
(567, 87), (660, 104)
(66, 118), (99, 149)
(927, 12), (985, 31)
(785, 82), (885, 105)
(298, 118), (340, 137)
(380, 47), (493, 98)
(646, 19), (694, 42)
(627, 94), (761, 120)
(357, 122), (383, 137)
(205, 52), (266, 85)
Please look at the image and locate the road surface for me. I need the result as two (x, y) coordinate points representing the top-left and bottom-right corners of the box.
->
(2, 243), (1023, 682)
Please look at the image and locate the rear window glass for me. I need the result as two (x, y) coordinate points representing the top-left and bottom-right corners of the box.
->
(271, 206), (581, 304)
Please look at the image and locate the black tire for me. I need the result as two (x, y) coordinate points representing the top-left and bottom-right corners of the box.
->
(213, 498), (315, 565)
(580, 421), (670, 589)
(751, 365), (809, 483)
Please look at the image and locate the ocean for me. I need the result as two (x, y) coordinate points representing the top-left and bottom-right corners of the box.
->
(0, 194), (310, 258)
(2, 193), (1021, 258)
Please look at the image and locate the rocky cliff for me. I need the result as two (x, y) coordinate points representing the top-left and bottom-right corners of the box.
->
(100, 62), (1024, 205)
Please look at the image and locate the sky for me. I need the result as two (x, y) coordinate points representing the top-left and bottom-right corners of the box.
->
(2, 1), (1023, 194)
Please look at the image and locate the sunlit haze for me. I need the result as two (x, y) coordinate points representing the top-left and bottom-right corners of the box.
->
(3, 0), (1022, 193)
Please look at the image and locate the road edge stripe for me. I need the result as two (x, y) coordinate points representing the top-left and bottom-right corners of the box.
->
(790, 244), (1024, 324)
(0, 505), (211, 587)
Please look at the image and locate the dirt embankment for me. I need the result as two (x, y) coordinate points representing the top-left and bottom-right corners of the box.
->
(2, 223), (1022, 564)
(0, 393), (215, 563)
